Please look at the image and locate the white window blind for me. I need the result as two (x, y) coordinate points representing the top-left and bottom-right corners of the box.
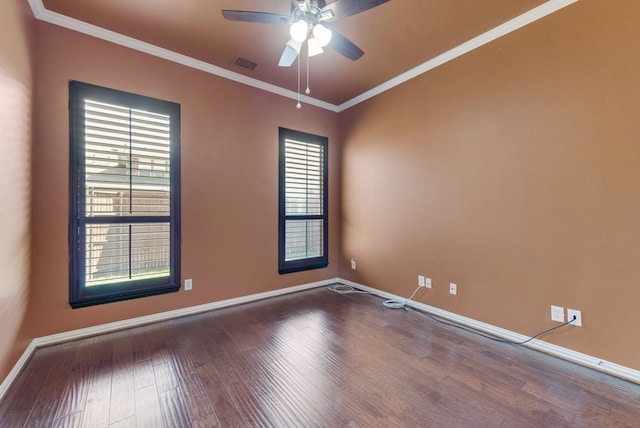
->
(83, 100), (171, 286)
(85, 100), (171, 216)
(284, 140), (325, 261)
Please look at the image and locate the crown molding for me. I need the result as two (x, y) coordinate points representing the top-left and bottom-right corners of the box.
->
(26, 0), (339, 112)
(27, 0), (579, 111)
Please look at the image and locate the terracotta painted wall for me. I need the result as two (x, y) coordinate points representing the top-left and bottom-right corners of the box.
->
(339, 1), (640, 370)
(30, 23), (340, 337)
(0, 0), (35, 382)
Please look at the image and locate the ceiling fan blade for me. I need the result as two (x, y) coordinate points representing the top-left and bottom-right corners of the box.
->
(327, 28), (364, 61)
(319, 0), (389, 22)
(221, 10), (291, 24)
(279, 39), (301, 67)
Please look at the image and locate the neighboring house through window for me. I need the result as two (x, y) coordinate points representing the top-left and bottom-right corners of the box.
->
(278, 127), (328, 274)
(69, 81), (181, 308)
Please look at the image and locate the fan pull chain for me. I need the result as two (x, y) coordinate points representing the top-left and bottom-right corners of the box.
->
(305, 46), (311, 95)
(296, 52), (301, 109)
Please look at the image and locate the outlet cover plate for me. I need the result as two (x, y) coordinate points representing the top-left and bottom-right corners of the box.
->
(418, 275), (425, 286)
(425, 277), (432, 289)
(449, 283), (457, 295)
(551, 305), (564, 322)
(184, 279), (192, 291)
(351, 259), (357, 270)
(567, 309), (582, 326)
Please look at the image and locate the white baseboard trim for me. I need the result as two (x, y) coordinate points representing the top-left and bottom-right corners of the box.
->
(0, 278), (337, 402)
(0, 341), (37, 403)
(4, 276), (637, 402)
(338, 279), (640, 385)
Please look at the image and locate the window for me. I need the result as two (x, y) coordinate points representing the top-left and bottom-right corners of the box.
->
(278, 127), (328, 274)
(69, 81), (181, 308)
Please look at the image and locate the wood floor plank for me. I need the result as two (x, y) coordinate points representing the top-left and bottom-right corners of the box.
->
(108, 415), (135, 428)
(132, 359), (156, 391)
(609, 406), (640, 427)
(195, 361), (249, 427)
(79, 347), (112, 428)
(130, 330), (153, 363)
(191, 413), (221, 428)
(240, 348), (342, 427)
(2, 286), (640, 427)
(0, 348), (57, 426)
(203, 332), (307, 427)
(134, 384), (165, 428)
(158, 387), (191, 428)
(55, 337), (106, 420)
(153, 360), (178, 394)
(25, 344), (82, 427)
(52, 411), (83, 428)
(201, 343), (286, 427)
(108, 336), (135, 425)
(219, 379), (293, 428)
(170, 338), (216, 423)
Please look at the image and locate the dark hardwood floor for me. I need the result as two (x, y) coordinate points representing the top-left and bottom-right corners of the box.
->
(1, 286), (639, 427)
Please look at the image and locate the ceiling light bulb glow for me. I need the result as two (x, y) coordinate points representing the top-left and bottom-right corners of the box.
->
(312, 24), (332, 47)
(290, 20), (308, 43)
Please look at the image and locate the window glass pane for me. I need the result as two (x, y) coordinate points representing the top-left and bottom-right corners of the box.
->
(85, 101), (131, 215)
(284, 140), (324, 216)
(131, 223), (170, 279)
(85, 223), (170, 286)
(84, 100), (171, 217)
(130, 109), (171, 215)
(85, 223), (130, 286)
(285, 219), (323, 261)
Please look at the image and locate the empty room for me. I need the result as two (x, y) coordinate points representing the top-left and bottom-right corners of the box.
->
(1, 0), (639, 426)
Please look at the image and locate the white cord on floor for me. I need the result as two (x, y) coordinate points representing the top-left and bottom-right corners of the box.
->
(328, 283), (575, 346)
(328, 284), (370, 295)
(383, 285), (422, 309)
(328, 283), (423, 310)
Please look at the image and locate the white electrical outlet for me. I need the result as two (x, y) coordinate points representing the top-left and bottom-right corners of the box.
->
(425, 277), (432, 289)
(449, 283), (457, 295)
(567, 309), (582, 327)
(551, 305), (564, 322)
(418, 275), (425, 287)
(351, 259), (357, 270)
(184, 279), (193, 291)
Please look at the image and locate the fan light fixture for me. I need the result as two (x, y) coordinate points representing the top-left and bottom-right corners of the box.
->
(312, 24), (332, 47)
(290, 21), (332, 48)
(288, 20), (333, 108)
(307, 38), (324, 57)
(290, 20), (308, 43)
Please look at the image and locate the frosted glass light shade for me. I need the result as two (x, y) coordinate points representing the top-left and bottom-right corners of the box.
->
(312, 24), (332, 47)
(290, 20), (308, 43)
(307, 37), (324, 57)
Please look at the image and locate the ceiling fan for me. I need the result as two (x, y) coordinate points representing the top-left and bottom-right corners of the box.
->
(222, 0), (390, 67)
